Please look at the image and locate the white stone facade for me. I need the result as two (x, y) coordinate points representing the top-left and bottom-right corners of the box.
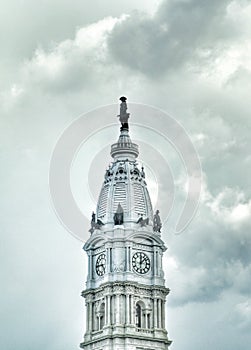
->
(80, 100), (172, 350)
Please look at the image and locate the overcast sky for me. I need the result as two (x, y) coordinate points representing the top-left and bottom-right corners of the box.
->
(1, 0), (251, 349)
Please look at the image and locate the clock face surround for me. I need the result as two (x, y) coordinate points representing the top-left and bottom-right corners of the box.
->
(132, 252), (150, 274)
(96, 253), (106, 276)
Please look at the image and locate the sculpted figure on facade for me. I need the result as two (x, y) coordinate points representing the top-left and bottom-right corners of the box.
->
(89, 211), (104, 234)
(113, 203), (124, 225)
(153, 209), (162, 233)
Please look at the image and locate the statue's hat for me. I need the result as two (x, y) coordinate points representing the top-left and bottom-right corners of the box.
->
(119, 96), (127, 102)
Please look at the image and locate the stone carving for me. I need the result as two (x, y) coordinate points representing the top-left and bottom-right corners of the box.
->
(117, 96), (130, 131)
(133, 244), (152, 251)
(112, 260), (125, 272)
(93, 247), (105, 254)
(113, 285), (125, 293)
(84, 293), (94, 302)
(153, 209), (162, 233)
(125, 286), (135, 293)
(137, 214), (149, 227)
(104, 164), (114, 183)
(89, 212), (104, 234)
(94, 291), (104, 299)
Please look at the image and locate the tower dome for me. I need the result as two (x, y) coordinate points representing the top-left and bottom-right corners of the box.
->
(96, 98), (153, 228)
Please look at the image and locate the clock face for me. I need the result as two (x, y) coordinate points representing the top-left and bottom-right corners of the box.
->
(132, 252), (150, 274)
(96, 253), (106, 276)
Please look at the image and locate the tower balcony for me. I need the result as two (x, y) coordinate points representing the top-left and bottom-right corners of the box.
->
(110, 142), (139, 159)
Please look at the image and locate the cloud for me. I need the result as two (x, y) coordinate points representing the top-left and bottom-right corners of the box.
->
(20, 16), (123, 93)
(165, 180), (251, 306)
(234, 299), (251, 330)
(208, 187), (251, 226)
(107, 0), (249, 77)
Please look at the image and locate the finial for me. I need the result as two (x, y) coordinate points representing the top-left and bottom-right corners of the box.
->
(117, 96), (130, 132)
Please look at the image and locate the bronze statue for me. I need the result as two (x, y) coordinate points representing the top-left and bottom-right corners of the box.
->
(117, 96), (129, 131)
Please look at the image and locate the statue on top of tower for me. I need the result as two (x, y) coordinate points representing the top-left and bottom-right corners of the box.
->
(117, 96), (130, 132)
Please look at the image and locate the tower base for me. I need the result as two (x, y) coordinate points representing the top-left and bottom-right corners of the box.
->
(80, 333), (172, 350)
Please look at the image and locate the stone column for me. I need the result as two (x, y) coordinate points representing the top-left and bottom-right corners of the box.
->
(106, 248), (110, 273)
(153, 248), (159, 276)
(128, 247), (131, 271)
(107, 295), (111, 325)
(89, 252), (93, 280)
(87, 255), (90, 279)
(126, 294), (130, 324)
(89, 301), (93, 332)
(158, 299), (162, 328)
(116, 294), (120, 324)
(162, 300), (166, 329)
(156, 251), (159, 275)
(130, 295), (134, 324)
(153, 298), (157, 328)
(110, 248), (112, 273)
(153, 248), (156, 275)
(125, 247), (127, 271)
(86, 302), (89, 332)
(105, 296), (108, 325)
(126, 247), (129, 271)
(160, 251), (163, 272)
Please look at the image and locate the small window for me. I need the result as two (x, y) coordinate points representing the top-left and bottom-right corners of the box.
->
(147, 313), (150, 328)
(136, 303), (142, 328)
(98, 303), (105, 330)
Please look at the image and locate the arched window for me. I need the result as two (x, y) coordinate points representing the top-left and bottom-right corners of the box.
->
(96, 302), (105, 331)
(136, 303), (142, 328)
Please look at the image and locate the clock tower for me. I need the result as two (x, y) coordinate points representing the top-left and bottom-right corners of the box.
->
(80, 97), (172, 350)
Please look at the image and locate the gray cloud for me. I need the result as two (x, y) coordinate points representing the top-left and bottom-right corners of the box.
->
(107, 0), (244, 76)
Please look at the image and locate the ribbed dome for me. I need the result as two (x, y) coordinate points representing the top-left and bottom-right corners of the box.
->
(96, 98), (154, 229)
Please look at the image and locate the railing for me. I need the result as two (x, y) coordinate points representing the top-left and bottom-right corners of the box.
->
(136, 327), (154, 335)
(111, 142), (139, 151)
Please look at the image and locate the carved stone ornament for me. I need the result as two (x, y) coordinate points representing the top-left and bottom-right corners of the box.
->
(112, 259), (125, 272)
